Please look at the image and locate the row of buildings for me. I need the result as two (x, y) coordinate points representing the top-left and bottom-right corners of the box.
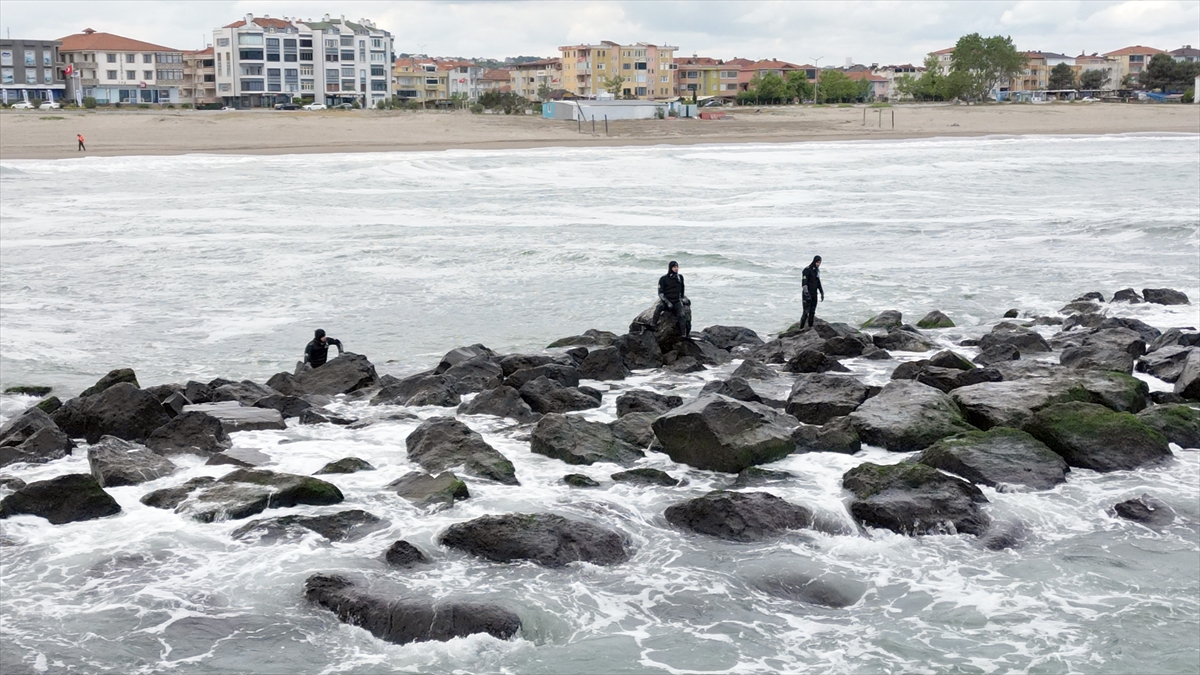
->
(2, 12), (1197, 107)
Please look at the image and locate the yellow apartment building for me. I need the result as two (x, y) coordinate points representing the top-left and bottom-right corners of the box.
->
(559, 41), (677, 99)
(393, 57), (447, 103)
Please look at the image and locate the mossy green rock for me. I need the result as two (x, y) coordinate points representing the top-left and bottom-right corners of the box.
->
(314, 457), (376, 475)
(562, 473), (600, 487)
(1023, 402), (1171, 472)
(1136, 404), (1200, 449)
(842, 461), (989, 536)
(173, 468), (344, 522)
(917, 311), (955, 329)
(5, 385), (52, 396)
(0, 473), (121, 524)
(79, 368), (139, 398)
(918, 427), (1067, 491)
(35, 396), (62, 414)
(388, 471), (469, 507)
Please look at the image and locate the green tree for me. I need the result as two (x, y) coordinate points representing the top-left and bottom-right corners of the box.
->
(1047, 62), (1075, 90)
(536, 82), (553, 101)
(748, 71), (788, 103)
(950, 33), (1027, 101)
(1140, 53), (1200, 91)
(786, 70), (813, 101)
(817, 70), (862, 102)
(601, 75), (626, 96)
(1079, 69), (1108, 90)
(939, 68), (972, 100)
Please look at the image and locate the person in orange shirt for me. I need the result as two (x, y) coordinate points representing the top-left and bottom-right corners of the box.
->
(77, 133), (86, 151)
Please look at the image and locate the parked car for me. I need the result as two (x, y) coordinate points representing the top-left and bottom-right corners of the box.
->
(220, 106), (238, 111)
(39, 101), (61, 110)
(10, 101), (35, 110)
(302, 103), (327, 110)
(274, 102), (300, 110)
(336, 103), (354, 109)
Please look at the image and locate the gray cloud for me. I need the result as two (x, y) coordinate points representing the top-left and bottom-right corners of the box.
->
(2, 0), (1196, 63)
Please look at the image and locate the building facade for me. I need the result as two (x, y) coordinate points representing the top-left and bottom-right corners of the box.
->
(182, 47), (216, 105)
(393, 57), (447, 103)
(559, 41), (677, 99)
(212, 13), (392, 108)
(1169, 46), (1199, 63)
(509, 58), (561, 100)
(444, 61), (482, 100)
(0, 38), (65, 103)
(674, 56), (725, 98)
(58, 29), (182, 104)
(1102, 45), (1165, 84)
(478, 68), (510, 94)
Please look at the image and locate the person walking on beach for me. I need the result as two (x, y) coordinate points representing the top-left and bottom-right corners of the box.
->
(303, 329), (343, 369)
(653, 261), (691, 338)
(799, 255), (824, 329)
(77, 133), (85, 151)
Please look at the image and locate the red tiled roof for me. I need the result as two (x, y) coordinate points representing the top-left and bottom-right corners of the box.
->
(183, 47), (214, 55)
(513, 58), (560, 69)
(749, 59), (804, 70)
(1103, 45), (1164, 56)
(844, 71), (888, 82)
(480, 68), (511, 81)
(931, 47), (954, 55)
(223, 17), (294, 29)
(58, 29), (178, 52)
(675, 56), (723, 66)
(723, 58), (755, 67)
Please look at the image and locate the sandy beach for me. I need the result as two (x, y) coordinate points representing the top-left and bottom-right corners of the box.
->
(1, 102), (1197, 159)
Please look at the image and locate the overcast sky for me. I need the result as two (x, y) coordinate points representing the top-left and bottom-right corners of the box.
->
(2, 0), (1197, 64)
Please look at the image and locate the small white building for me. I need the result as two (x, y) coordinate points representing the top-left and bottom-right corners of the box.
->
(543, 99), (668, 121)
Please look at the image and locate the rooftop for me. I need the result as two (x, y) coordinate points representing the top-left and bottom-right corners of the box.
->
(58, 28), (178, 53)
(1103, 45), (1165, 56)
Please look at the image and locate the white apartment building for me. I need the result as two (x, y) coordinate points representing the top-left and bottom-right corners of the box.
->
(58, 29), (183, 104)
(212, 13), (392, 108)
(444, 62), (482, 100)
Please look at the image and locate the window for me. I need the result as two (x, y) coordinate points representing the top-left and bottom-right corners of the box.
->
(25, 50), (35, 66)
(340, 36), (353, 46)
(635, 62), (647, 70)
(126, 53), (135, 62)
(300, 64), (313, 76)
(341, 50), (354, 61)
(219, 82), (231, 91)
(661, 75), (669, 82)
(238, 34), (263, 45)
(240, 50), (264, 60)
(107, 53), (117, 63)
(686, 71), (698, 79)
(623, 63), (630, 70)
(240, 65), (262, 75)
(140, 54), (150, 64)
(636, 86), (646, 95)
(371, 38), (383, 49)
(141, 70), (150, 79)
(371, 80), (386, 91)
(300, 38), (312, 48)
(267, 53), (280, 62)
(299, 50), (313, 61)
(266, 38), (279, 48)
(326, 68), (338, 81)
(342, 79), (356, 90)
(722, 70), (737, 78)
(301, 79), (313, 91)
(0, 50), (11, 66)
(267, 68), (281, 76)
(44, 51), (52, 66)
(371, 65), (385, 76)
(426, 77), (439, 85)
(597, 63), (605, 70)
(397, 89), (418, 97)
(325, 39), (338, 50)
(240, 78), (264, 91)
(0, 68), (12, 83)
(326, 81), (339, 92)
(341, 66), (354, 77)
(217, 38), (230, 47)
(326, 53), (338, 62)
(26, 70), (36, 84)
(125, 70), (135, 79)
(107, 70), (117, 79)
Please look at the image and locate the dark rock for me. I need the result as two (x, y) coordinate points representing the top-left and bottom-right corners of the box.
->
(952, 371), (1148, 430)
(439, 512), (629, 567)
(79, 368), (139, 398)
(980, 327), (1050, 354)
(651, 395), (796, 473)
(842, 462), (989, 536)
(139, 477), (217, 509)
(505, 364), (581, 390)
(69, 382), (172, 444)
(784, 349), (849, 373)
(35, 396), (62, 414)
(160, 392), (189, 418)
(0, 408), (72, 467)
(4, 385), (53, 396)
(673, 338), (731, 366)
(211, 380), (278, 406)
(314, 457), (376, 475)
(1060, 345), (1136, 374)
(611, 412), (657, 449)
(977, 521), (1029, 551)
(264, 371), (303, 397)
(749, 572), (867, 608)
(1003, 309), (1020, 319)
(1142, 288), (1190, 306)
(87, 436), (176, 487)
(974, 344), (1021, 367)
(862, 310), (903, 329)
(304, 573), (520, 644)
(731, 358), (778, 381)
(180, 402), (286, 432)
(1060, 300), (1102, 315)
(665, 356), (705, 373)
(1149, 328), (1200, 353)
(861, 348), (893, 360)
(918, 427), (1067, 491)
(630, 302), (692, 354)
(253, 394), (312, 419)
(499, 353), (555, 376)
(578, 346), (631, 381)
(1098, 317), (1162, 344)
(731, 467), (794, 487)
(664, 491), (816, 542)
(700, 326), (764, 351)
(578, 386), (603, 402)
(458, 386), (541, 424)
(406, 417), (518, 485)
(0, 475), (27, 491)
(1136, 346), (1195, 383)
(1033, 315), (1065, 326)
(611, 468), (678, 486)
(1136, 404), (1200, 448)
(178, 469), (344, 522)
(442, 355), (504, 394)
(183, 380), (215, 404)
(615, 390), (682, 417)
(385, 540), (431, 568)
(1111, 288), (1143, 304)
(701, 377), (764, 404)
(518, 377), (601, 415)
(873, 327), (937, 353)
(388, 471), (470, 508)
(547, 329), (618, 349)
(749, 331), (825, 365)
(791, 416), (862, 455)
(531, 413), (643, 466)
(915, 366), (1003, 393)
(1024, 402), (1171, 472)
(0, 473), (121, 524)
(1061, 312), (1106, 332)
(1111, 494), (1175, 527)
(891, 360), (929, 380)
(231, 509), (386, 543)
(371, 372), (461, 407)
(1175, 349), (1200, 400)
(145, 411), (231, 456)
(204, 453), (255, 468)
(614, 331), (664, 370)
(298, 408), (355, 425)
(1150, 391), (1186, 405)
(929, 350), (975, 370)
(917, 311), (955, 329)
(563, 473), (600, 487)
(435, 344), (499, 373)
(1073, 291), (1106, 303)
(822, 333), (873, 357)
(786, 374), (869, 425)
(849, 381), (974, 452)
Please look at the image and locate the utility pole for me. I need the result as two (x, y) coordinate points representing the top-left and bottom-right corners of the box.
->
(811, 56), (823, 104)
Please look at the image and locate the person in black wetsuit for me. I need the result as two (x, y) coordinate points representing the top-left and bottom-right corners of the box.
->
(303, 329), (343, 368)
(653, 260), (691, 338)
(800, 255), (824, 329)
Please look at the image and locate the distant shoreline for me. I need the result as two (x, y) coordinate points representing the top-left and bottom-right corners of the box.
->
(2, 103), (1197, 160)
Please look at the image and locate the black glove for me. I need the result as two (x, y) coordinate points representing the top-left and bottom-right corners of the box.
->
(682, 297), (691, 307)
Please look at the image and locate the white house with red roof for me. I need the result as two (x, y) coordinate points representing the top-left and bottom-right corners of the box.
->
(57, 28), (183, 104)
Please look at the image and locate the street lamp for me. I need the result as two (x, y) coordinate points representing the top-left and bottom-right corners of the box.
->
(811, 56), (823, 104)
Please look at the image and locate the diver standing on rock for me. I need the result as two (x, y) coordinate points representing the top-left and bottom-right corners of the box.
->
(654, 261), (691, 339)
(303, 329), (344, 369)
(800, 255), (824, 329)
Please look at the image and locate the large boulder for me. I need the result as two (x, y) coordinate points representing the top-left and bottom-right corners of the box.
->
(611, 468), (679, 486)
(951, 371), (1148, 430)
(700, 326), (764, 351)
(517, 376), (601, 415)
(614, 331), (664, 370)
(979, 327), (1051, 354)
(65, 382), (172, 444)
(651, 395), (797, 473)
(1175, 349), (1200, 400)
(731, 358), (778, 381)
(1136, 346), (1196, 383)
(231, 509), (386, 543)
(1111, 288), (1143, 304)
(210, 380), (279, 406)
(917, 310), (955, 329)
(441, 355), (504, 394)
(873, 327), (936, 352)
(547, 330), (617, 349)
(578, 346), (631, 381)
(914, 366), (1003, 393)
(1024, 402), (1171, 472)
(862, 310), (903, 329)
(504, 364), (581, 390)
(0, 473), (122, 524)
(144, 411), (231, 456)
(371, 372), (460, 407)
(749, 331), (825, 365)
(435, 344), (499, 373)
(530, 413), (644, 466)
(610, 412), (657, 450)
(179, 402), (286, 432)
(439, 512), (629, 567)
(663, 491), (816, 542)
(87, 436), (177, 487)
(791, 417), (862, 455)
(384, 540), (431, 568)
(314, 457), (375, 475)
(849, 381), (974, 452)
(499, 353), (555, 376)
(1136, 404), (1200, 449)
(0, 408), (72, 467)
(457, 386), (541, 424)
(842, 462), (990, 536)
(1149, 328), (1200, 353)
(1111, 494), (1175, 527)
(252, 394), (312, 419)
(615, 390), (683, 417)
(1142, 288), (1190, 306)
(630, 302), (692, 354)
(304, 573), (521, 645)
(405, 417), (518, 485)
(786, 374), (870, 425)
(700, 377), (767, 404)
(783, 349), (849, 374)
(917, 428), (1068, 491)
(78, 368), (139, 398)
(172, 469), (344, 522)
(388, 471), (470, 508)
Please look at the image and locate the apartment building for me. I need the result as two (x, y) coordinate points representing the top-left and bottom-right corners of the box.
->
(929, 47), (955, 72)
(509, 58), (561, 100)
(444, 61), (482, 100)
(1102, 45), (1164, 84)
(182, 47), (216, 105)
(559, 41), (677, 99)
(736, 59), (815, 92)
(478, 69), (511, 94)
(212, 13), (392, 108)
(674, 56), (733, 98)
(393, 57), (447, 103)
(1073, 53), (1118, 89)
(58, 29), (182, 104)
(1169, 46), (1199, 63)
(0, 38), (65, 103)
(872, 63), (921, 99)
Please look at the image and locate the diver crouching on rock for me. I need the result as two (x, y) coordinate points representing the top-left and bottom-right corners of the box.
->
(303, 329), (344, 370)
(653, 261), (691, 340)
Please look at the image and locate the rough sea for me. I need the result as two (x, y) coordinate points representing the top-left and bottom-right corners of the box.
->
(1, 133), (1198, 674)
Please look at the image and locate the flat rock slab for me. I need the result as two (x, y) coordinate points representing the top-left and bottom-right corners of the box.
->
(439, 512), (629, 567)
(1023, 402), (1171, 472)
(181, 402), (286, 433)
(664, 491), (816, 542)
(305, 574), (521, 645)
(843, 462), (990, 536)
(849, 380), (974, 452)
(388, 471), (470, 508)
(918, 427), (1068, 491)
(231, 509), (387, 543)
(651, 395), (796, 474)
(171, 468), (344, 522)
(0, 473), (121, 524)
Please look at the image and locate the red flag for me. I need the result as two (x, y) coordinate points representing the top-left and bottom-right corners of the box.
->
(65, 64), (74, 76)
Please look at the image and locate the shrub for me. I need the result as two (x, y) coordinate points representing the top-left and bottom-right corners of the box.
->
(137, 103), (150, 109)
(469, 102), (484, 114)
(114, 102), (122, 109)
(1185, 88), (1195, 104)
(181, 102), (193, 109)
(82, 96), (97, 109)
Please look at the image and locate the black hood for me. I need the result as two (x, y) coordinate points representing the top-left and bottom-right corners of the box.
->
(668, 261), (679, 273)
(314, 329), (326, 339)
(810, 255), (822, 265)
